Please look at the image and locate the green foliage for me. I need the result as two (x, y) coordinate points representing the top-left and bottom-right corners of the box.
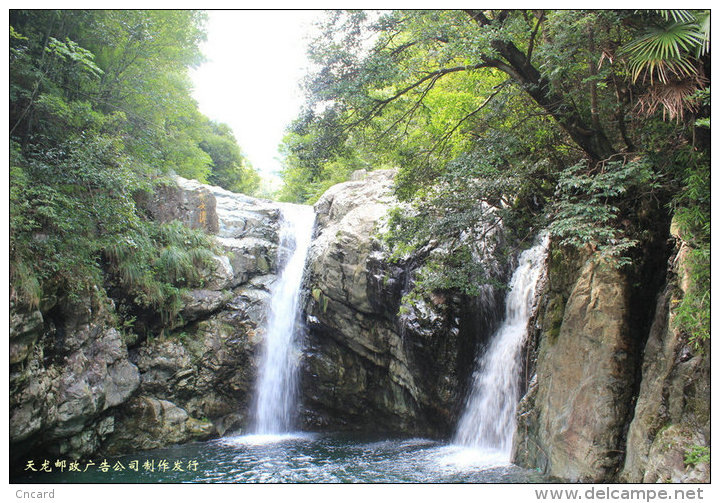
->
(10, 134), (141, 304)
(104, 220), (220, 327)
(278, 106), (375, 203)
(620, 11), (709, 84)
(618, 10), (709, 120)
(669, 141), (710, 351)
(200, 121), (260, 195)
(285, 9), (709, 318)
(410, 248), (505, 298)
(8, 10), (238, 336)
(548, 159), (661, 266)
(45, 36), (104, 78)
(673, 247), (710, 350)
(311, 287), (330, 313)
(9, 260), (43, 309)
(684, 445), (710, 467)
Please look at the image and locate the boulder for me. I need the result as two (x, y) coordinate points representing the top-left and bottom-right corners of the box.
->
(202, 254), (235, 290)
(300, 170), (507, 436)
(140, 177), (219, 234)
(103, 397), (214, 454)
(112, 305), (264, 447)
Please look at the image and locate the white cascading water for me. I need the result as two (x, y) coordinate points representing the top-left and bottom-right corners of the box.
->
(252, 204), (315, 434)
(454, 235), (549, 455)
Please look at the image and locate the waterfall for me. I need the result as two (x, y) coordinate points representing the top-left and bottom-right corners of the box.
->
(252, 204), (315, 434)
(454, 235), (549, 454)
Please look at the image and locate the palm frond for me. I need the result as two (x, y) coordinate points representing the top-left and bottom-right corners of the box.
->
(622, 22), (706, 83)
(694, 11), (710, 56)
(635, 76), (705, 121)
(656, 10), (696, 24)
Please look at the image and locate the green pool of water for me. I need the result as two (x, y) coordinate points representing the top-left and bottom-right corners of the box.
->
(13, 433), (548, 483)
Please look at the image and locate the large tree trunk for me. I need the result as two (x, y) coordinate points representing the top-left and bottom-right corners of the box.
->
(467, 10), (618, 162)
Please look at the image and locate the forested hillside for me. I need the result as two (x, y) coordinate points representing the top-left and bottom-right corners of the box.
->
(10, 10), (259, 325)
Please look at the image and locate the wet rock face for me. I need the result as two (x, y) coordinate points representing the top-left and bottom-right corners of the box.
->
(10, 177), (284, 459)
(103, 397), (214, 455)
(513, 227), (709, 483)
(619, 231), (710, 483)
(116, 307), (264, 443)
(10, 308), (44, 365)
(10, 295), (140, 460)
(299, 170), (506, 437)
(101, 180), (284, 452)
(513, 257), (635, 482)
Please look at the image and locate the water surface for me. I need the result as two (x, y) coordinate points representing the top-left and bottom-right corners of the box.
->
(14, 434), (548, 483)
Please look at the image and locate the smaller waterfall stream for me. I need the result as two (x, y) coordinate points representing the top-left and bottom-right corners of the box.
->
(454, 235), (549, 454)
(252, 204), (315, 434)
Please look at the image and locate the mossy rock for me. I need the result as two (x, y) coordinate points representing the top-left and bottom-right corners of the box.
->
(543, 294), (566, 341)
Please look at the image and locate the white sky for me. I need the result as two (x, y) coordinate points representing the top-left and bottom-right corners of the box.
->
(190, 10), (323, 183)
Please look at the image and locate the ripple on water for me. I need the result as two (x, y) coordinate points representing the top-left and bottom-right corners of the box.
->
(12, 434), (549, 484)
(220, 432), (318, 446)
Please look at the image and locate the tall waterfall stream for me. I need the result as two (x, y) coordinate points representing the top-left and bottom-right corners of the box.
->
(252, 204), (315, 434)
(454, 235), (549, 455)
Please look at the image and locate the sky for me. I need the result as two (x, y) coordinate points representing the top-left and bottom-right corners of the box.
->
(190, 10), (323, 184)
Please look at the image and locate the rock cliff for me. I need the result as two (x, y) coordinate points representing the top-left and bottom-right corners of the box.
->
(513, 251), (636, 481)
(104, 178), (284, 453)
(512, 226), (709, 482)
(618, 225), (710, 483)
(10, 177), (284, 459)
(10, 294), (139, 459)
(10, 171), (709, 484)
(299, 170), (508, 436)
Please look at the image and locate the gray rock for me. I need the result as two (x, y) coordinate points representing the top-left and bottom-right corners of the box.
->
(203, 181), (280, 240)
(202, 254), (234, 290)
(10, 175), (287, 460)
(103, 397), (214, 455)
(512, 258), (634, 482)
(136, 339), (192, 396)
(10, 295), (140, 459)
(619, 228), (709, 483)
(9, 308), (43, 364)
(140, 177), (219, 234)
(217, 237), (278, 286)
(300, 170), (505, 437)
(180, 289), (232, 322)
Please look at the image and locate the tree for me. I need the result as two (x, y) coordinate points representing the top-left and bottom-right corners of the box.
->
(200, 120), (260, 195)
(284, 10), (710, 339)
(9, 10), (228, 330)
(620, 9), (710, 120)
(304, 11), (623, 167)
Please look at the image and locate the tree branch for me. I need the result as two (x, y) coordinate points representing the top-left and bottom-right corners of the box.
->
(462, 10), (618, 162)
(377, 73), (441, 139)
(526, 10), (545, 63)
(427, 81), (509, 156)
(346, 62), (493, 128)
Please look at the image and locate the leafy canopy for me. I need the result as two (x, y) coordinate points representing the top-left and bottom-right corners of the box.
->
(281, 10), (709, 346)
(10, 10), (258, 334)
